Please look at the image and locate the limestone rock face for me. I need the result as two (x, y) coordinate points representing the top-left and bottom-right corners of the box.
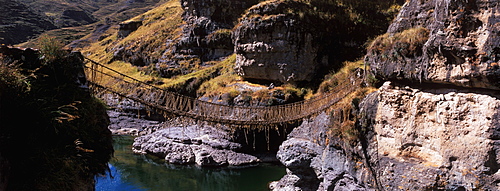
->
(366, 0), (500, 90)
(359, 82), (500, 190)
(272, 0), (500, 190)
(233, 1), (325, 83)
(273, 83), (500, 190)
(361, 0), (500, 189)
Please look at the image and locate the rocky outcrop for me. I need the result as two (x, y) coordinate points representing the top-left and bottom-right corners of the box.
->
(232, 0), (399, 84)
(357, 0), (500, 189)
(232, 1), (327, 84)
(366, 0), (500, 90)
(270, 112), (374, 191)
(173, 0), (259, 61)
(132, 122), (259, 166)
(273, 1), (500, 190)
(153, 0), (259, 77)
(107, 110), (162, 136)
(118, 20), (143, 38)
(272, 83), (500, 190)
(0, 46), (113, 190)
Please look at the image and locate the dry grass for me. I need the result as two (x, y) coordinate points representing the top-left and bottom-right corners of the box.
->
(318, 60), (364, 94)
(196, 54), (241, 96)
(81, 0), (184, 88)
(328, 86), (376, 143)
(368, 27), (429, 59)
(318, 59), (377, 143)
(36, 35), (66, 63)
(116, 0), (183, 53)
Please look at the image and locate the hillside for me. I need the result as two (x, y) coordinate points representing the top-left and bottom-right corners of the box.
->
(77, 0), (403, 106)
(5, 0), (167, 46)
(0, 0), (56, 45)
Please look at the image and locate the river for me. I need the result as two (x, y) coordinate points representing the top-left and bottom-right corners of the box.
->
(95, 136), (286, 191)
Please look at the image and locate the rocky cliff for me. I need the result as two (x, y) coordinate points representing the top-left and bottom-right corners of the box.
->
(154, 0), (259, 77)
(366, 0), (500, 90)
(272, 0), (500, 190)
(0, 45), (113, 190)
(359, 82), (500, 190)
(233, 1), (324, 83)
(233, 0), (401, 84)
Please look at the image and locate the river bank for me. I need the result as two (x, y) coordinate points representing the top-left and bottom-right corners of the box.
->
(104, 94), (286, 166)
(96, 136), (285, 191)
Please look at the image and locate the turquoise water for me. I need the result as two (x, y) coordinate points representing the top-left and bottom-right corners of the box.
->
(95, 136), (286, 191)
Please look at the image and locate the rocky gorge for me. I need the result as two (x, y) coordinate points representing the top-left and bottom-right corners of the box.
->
(269, 0), (500, 190)
(82, 0), (500, 190)
(97, 0), (500, 190)
(2, 0), (499, 190)
(104, 0), (399, 171)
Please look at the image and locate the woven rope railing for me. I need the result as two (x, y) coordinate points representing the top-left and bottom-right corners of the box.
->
(84, 57), (360, 126)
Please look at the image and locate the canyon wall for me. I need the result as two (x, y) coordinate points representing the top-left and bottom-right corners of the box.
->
(273, 0), (500, 190)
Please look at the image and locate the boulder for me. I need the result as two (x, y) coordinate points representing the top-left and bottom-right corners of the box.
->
(133, 124), (259, 167)
(270, 112), (371, 191)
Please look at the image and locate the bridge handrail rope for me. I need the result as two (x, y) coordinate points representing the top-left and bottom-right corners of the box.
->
(83, 57), (360, 126)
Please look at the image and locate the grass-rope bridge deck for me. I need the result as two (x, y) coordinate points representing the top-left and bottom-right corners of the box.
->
(84, 57), (361, 127)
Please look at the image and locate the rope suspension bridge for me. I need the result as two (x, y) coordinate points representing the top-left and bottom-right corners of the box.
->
(83, 57), (361, 128)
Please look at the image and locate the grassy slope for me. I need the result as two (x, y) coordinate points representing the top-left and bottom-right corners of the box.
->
(81, 0), (184, 84)
(16, 0), (168, 47)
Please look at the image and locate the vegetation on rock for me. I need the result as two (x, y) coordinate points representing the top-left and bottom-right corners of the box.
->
(368, 27), (430, 61)
(0, 39), (113, 190)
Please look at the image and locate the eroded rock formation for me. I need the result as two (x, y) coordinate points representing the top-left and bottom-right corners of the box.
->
(175, 0), (259, 60)
(154, 0), (259, 77)
(366, 0), (500, 90)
